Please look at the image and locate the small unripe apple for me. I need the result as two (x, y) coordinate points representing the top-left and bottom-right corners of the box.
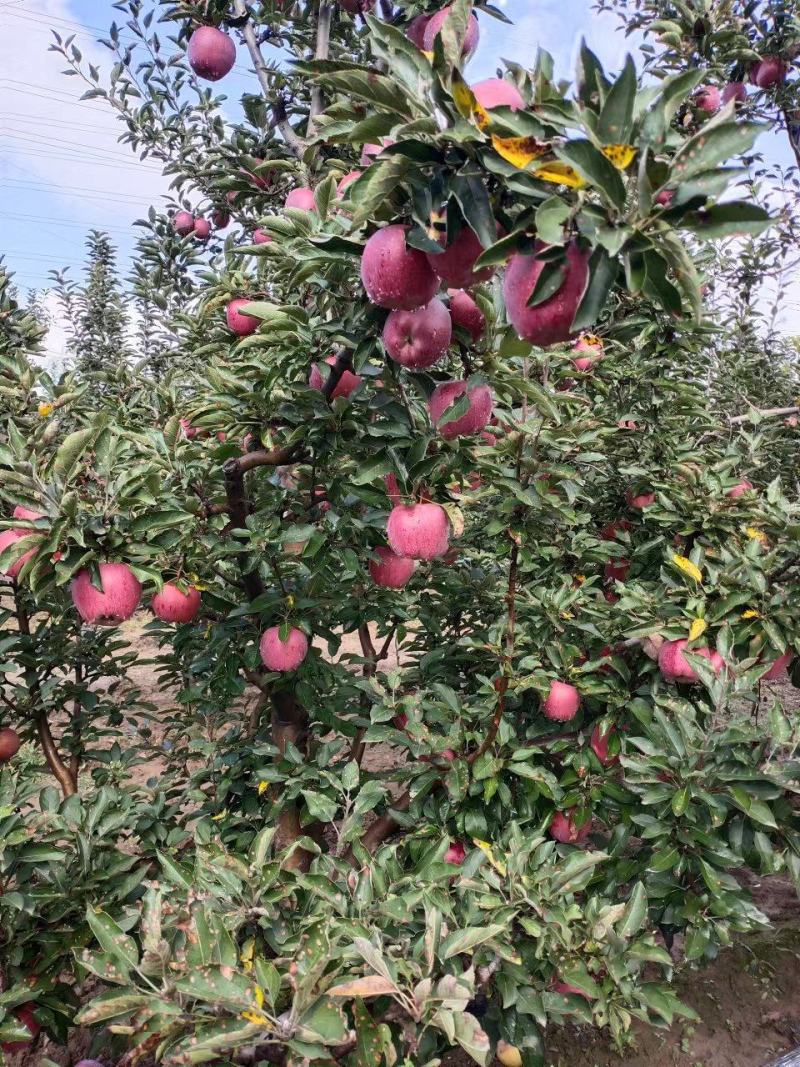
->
(406, 13), (431, 48)
(383, 298), (452, 368)
(471, 78), (525, 111)
(71, 563), (142, 625)
(658, 638), (724, 683)
(253, 229), (272, 245)
(549, 810), (591, 845)
(259, 626), (309, 672)
(448, 289), (485, 341)
(369, 547), (416, 588)
(187, 26), (236, 82)
(173, 210), (195, 236)
(387, 502), (450, 560)
(444, 839), (466, 865)
(226, 298), (261, 337)
(694, 84), (720, 113)
(727, 480), (753, 498)
(361, 225), (439, 311)
(151, 582), (201, 623)
(193, 217), (211, 240)
(422, 7), (480, 60)
(496, 1040), (523, 1067)
(428, 380), (493, 439)
(542, 680), (580, 721)
(425, 224), (493, 289)
(0, 727), (21, 763)
(284, 187), (317, 213)
(749, 56), (786, 89)
(722, 81), (747, 105)
(309, 355), (362, 399)
(504, 241), (591, 347)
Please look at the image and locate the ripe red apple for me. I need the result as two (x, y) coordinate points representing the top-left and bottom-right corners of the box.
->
(1, 1003), (41, 1053)
(383, 297), (452, 368)
(394, 711), (409, 730)
(658, 638), (724, 683)
(253, 229), (272, 245)
(503, 241), (590, 347)
(259, 626), (309, 671)
(626, 488), (655, 509)
(284, 187), (317, 212)
(762, 649), (793, 681)
(553, 979), (592, 999)
(387, 502), (450, 560)
(179, 417), (198, 439)
(75, 1061), (105, 1067)
(654, 188), (674, 207)
(549, 810), (591, 845)
(369, 547), (416, 588)
(13, 506), (42, 521)
(749, 56), (786, 89)
(173, 210), (195, 236)
(425, 224), (493, 289)
(542, 680), (580, 721)
(361, 225), (439, 311)
(604, 558), (630, 583)
(0, 528), (37, 578)
(727, 480), (753, 498)
(496, 1041), (523, 1067)
(151, 582), (201, 623)
(226, 298), (261, 336)
(359, 139), (395, 166)
(70, 563), (142, 625)
(694, 84), (720, 113)
(571, 334), (604, 371)
(212, 208), (230, 229)
(383, 472), (403, 506)
(406, 13), (431, 48)
(448, 289), (485, 341)
(0, 727), (21, 763)
(722, 81), (747, 105)
(309, 355), (363, 399)
(444, 839), (466, 865)
(471, 78), (525, 111)
(428, 380), (493, 439)
(589, 723), (618, 766)
(193, 217), (211, 240)
(337, 170), (362, 196)
(187, 26), (236, 82)
(600, 518), (632, 541)
(422, 7), (480, 59)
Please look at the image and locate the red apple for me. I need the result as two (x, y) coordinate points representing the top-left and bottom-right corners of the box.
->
(425, 224), (493, 289)
(369, 547), (416, 588)
(309, 355), (363, 399)
(590, 723), (619, 766)
(387, 502), (450, 560)
(749, 56), (786, 89)
(444, 840), (466, 865)
(173, 210), (195, 236)
(71, 563), (142, 625)
(503, 241), (590, 347)
(193, 217), (211, 240)
(212, 208), (230, 229)
(428, 380), (493, 439)
(0, 727), (21, 763)
(727, 480), (753, 498)
(151, 582), (201, 623)
(658, 638), (724, 683)
(259, 626), (309, 671)
(383, 297), (452, 368)
(448, 289), (485, 341)
(359, 140), (395, 166)
(542, 680), (580, 722)
(600, 519), (632, 541)
(406, 13), (431, 48)
(284, 187), (317, 212)
(422, 7), (480, 60)
(253, 229), (272, 245)
(549, 810), (591, 845)
(654, 189), (674, 207)
(187, 26), (236, 82)
(0, 528), (37, 578)
(722, 81), (747, 105)
(226, 298), (261, 336)
(471, 78), (525, 111)
(604, 558), (630, 583)
(626, 489), (655, 509)
(361, 225), (439, 311)
(337, 170), (362, 196)
(694, 84), (720, 113)
(762, 649), (793, 681)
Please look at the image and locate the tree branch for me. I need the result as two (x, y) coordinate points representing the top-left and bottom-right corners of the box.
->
(307, 2), (333, 138)
(347, 788), (412, 864)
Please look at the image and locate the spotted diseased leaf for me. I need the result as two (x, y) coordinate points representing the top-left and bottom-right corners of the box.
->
(491, 135), (550, 169)
(533, 160), (586, 188)
(85, 906), (139, 973)
(689, 618), (707, 640)
(601, 143), (636, 169)
(327, 975), (399, 998)
(672, 554), (703, 583)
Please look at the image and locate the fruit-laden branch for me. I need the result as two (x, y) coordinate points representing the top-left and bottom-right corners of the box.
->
(231, 0), (305, 159)
(14, 594), (77, 797)
(307, 2), (333, 137)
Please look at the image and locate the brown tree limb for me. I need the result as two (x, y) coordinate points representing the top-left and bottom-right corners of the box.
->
(728, 404), (799, 425)
(307, 2), (333, 138)
(349, 622), (397, 763)
(272, 689), (316, 872)
(346, 788), (412, 865)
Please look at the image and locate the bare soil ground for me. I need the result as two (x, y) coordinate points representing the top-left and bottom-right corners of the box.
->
(7, 619), (800, 1066)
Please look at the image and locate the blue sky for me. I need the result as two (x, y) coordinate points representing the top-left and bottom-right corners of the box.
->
(1, 0), (795, 352)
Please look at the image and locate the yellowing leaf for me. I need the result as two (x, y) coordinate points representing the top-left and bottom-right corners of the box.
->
(689, 618), (707, 640)
(327, 975), (398, 998)
(258, 781), (269, 796)
(533, 161), (586, 188)
(601, 143), (636, 169)
(574, 574), (586, 584)
(472, 837), (507, 876)
(746, 526), (768, 545)
(241, 1009), (272, 1026)
(672, 554), (703, 583)
(741, 609), (760, 619)
(491, 135), (550, 168)
(211, 809), (227, 821)
(254, 985), (264, 1009)
(38, 402), (54, 417)
(240, 939), (255, 973)
(451, 71), (479, 121)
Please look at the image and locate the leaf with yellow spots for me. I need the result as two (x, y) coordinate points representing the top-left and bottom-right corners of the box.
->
(689, 618), (707, 640)
(450, 70), (479, 121)
(533, 161), (586, 188)
(240, 939), (255, 973)
(672, 554), (703, 582)
(241, 1008), (272, 1026)
(491, 135), (550, 169)
(601, 143), (636, 169)
(472, 837), (507, 876)
(211, 809), (227, 821)
(741, 609), (760, 619)
(258, 781), (269, 796)
(38, 402), (53, 417)
(746, 526), (768, 545)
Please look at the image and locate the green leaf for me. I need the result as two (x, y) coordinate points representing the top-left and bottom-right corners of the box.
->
(618, 882), (648, 937)
(597, 55), (636, 144)
(441, 923), (508, 960)
(728, 787), (777, 829)
(679, 201), (772, 240)
(84, 907), (139, 972)
(555, 139), (627, 209)
(671, 121), (764, 183)
(535, 196), (570, 245)
(571, 246), (616, 332)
